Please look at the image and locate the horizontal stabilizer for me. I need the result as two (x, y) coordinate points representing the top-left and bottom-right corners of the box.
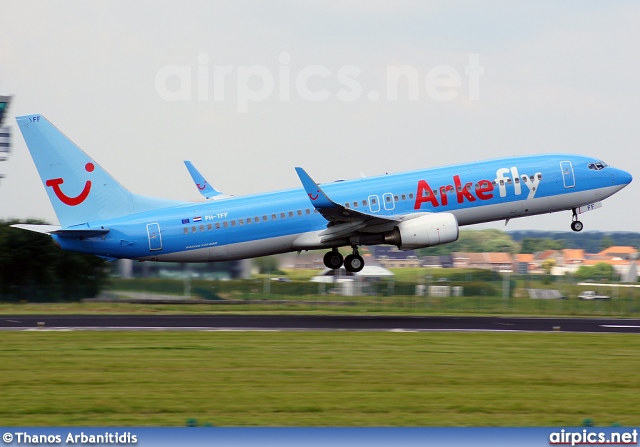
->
(11, 224), (61, 234)
(12, 223), (110, 238)
(53, 227), (110, 238)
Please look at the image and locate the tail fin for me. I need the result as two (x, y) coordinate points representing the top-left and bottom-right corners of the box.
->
(16, 114), (186, 227)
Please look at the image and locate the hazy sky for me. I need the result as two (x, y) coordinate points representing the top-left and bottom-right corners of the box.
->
(1, 1), (638, 232)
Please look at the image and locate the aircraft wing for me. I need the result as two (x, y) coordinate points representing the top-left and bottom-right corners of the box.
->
(295, 167), (401, 232)
(184, 161), (229, 199)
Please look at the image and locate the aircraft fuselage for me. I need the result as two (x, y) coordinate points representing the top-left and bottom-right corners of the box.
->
(51, 154), (630, 262)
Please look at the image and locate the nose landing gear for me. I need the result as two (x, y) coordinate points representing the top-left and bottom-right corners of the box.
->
(571, 208), (583, 232)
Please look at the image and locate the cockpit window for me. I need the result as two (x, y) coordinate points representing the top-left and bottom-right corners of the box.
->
(588, 161), (609, 171)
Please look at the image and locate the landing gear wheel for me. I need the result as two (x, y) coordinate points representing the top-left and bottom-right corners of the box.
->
(344, 254), (365, 273)
(570, 208), (584, 232)
(571, 220), (583, 232)
(323, 250), (343, 270)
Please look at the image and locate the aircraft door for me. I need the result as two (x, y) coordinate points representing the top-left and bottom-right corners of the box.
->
(560, 161), (576, 188)
(146, 223), (163, 251)
(368, 195), (380, 213)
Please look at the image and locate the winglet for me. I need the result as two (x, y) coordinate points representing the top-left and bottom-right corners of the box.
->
(295, 167), (335, 209)
(184, 161), (224, 199)
(295, 167), (401, 227)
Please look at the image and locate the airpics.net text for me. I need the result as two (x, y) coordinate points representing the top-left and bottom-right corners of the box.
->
(155, 52), (484, 112)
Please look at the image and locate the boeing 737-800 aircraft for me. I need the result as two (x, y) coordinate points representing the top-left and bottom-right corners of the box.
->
(13, 114), (632, 272)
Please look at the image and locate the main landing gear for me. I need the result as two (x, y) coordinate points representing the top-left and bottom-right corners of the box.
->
(571, 208), (584, 232)
(323, 247), (365, 273)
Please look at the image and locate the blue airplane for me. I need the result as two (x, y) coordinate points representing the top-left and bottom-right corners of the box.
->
(13, 114), (633, 272)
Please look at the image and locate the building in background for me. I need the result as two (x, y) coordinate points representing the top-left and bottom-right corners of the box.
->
(0, 95), (12, 183)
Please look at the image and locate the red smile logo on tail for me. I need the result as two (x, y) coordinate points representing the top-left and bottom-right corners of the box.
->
(46, 163), (94, 206)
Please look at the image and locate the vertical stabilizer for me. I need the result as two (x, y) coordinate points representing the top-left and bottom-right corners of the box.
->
(16, 114), (185, 227)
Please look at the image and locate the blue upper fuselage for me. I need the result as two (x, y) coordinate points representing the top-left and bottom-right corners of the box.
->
(52, 153), (632, 261)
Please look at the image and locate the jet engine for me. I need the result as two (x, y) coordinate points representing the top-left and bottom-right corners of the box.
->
(382, 213), (459, 250)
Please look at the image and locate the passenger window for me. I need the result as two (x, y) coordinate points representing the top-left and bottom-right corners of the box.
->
(394, 195), (399, 201)
(345, 203), (350, 208)
(231, 220), (236, 227)
(263, 215), (268, 221)
(288, 211), (294, 218)
(191, 226), (197, 232)
(281, 212), (286, 219)
(199, 225), (204, 231)
(297, 210), (302, 216)
(207, 224), (212, 230)
(239, 219), (244, 225)
(401, 194), (406, 200)
(183, 228), (189, 234)
(537, 174), (542, 180)
(223, 221), (228, 228)
(409, 193), (414, 199)
(353, 202), (358, 208)
(271, 214), (277, 220)
(305, 209), (310, 215)
(372, 198), (377, 204)
(362, 200), (367, 206)
(215, 223), (220, 229)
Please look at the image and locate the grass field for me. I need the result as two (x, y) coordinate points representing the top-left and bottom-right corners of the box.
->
(1, 293), (637, 318)
(1, 331), (639, 426)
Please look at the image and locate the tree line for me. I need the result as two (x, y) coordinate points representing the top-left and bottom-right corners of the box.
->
(418, 229), (637, 256)
(0, 220), (636, 302)
(0, 220), (109, 302)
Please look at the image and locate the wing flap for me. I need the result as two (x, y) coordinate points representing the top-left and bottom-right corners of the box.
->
(319, 222), (367, 242)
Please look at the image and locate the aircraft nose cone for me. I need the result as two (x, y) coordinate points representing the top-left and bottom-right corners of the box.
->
(616, 168), (633, 186)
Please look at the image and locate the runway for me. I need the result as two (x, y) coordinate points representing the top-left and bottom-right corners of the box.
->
(1, 315), (640, 333)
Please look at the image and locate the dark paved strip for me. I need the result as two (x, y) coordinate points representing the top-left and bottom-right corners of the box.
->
(1, 315), (640, 333)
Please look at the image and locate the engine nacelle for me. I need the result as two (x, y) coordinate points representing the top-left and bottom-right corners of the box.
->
(383, 213), (459, 250)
